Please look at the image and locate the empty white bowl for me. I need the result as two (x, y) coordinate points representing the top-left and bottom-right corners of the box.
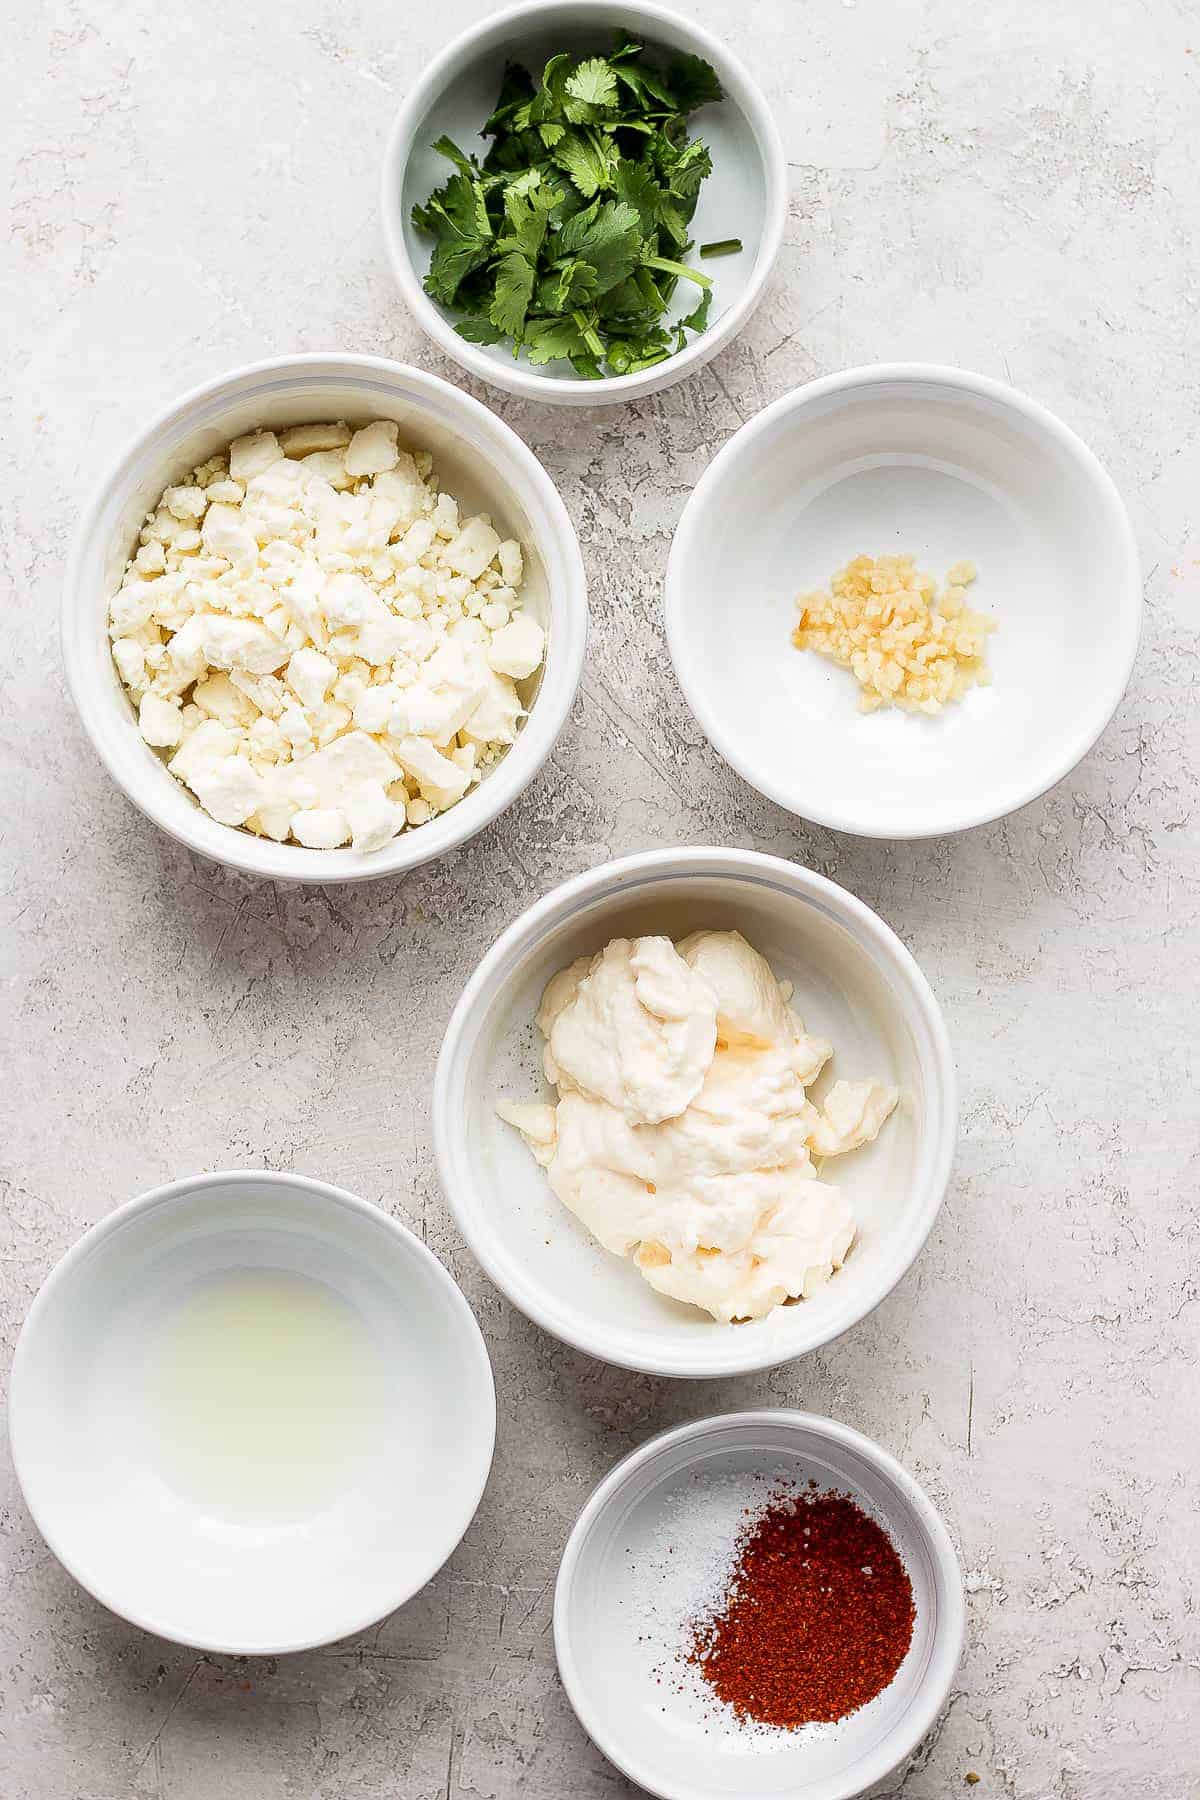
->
(665, 364), (1141, 837)
(9, 1171), (496, 1653)
(554, 1410), (965, 1800)
(62, 353), (588, 881)
(434, 848), (955, 1377)
(381, 0), (786, 405)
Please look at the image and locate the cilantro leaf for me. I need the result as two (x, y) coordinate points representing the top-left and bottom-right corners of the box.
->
(565, 58), (619, 110)
(612, 157), (660, 232)
(455, 318), (506, 345)
(489, 251), (536, 337)
(680, 288), (712, 332)
(499, 178), (555, 258)
(557, 197), (643, 294)
(525, 316), (590, 365)
(667, 54), (723, 112)
(482, 63), (536, 136)
(413, 172), (493, 304)
(430, 135), (476, 176)
(552, 129), (617, 198)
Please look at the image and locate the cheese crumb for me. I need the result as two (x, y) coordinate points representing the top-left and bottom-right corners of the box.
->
(793, 554), (995, 714)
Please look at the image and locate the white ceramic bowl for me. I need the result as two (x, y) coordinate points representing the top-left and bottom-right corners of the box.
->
(62, 353), (588, 881)
(666, 364), (1142, 837)
(434, 848), (955, 1377)
(555, 1410), (964, 1800)
(381, 0), (786, 405)
(9, 1171), (496, 1654)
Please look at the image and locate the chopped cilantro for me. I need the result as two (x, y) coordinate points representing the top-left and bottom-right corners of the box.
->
(411, 33), (730, 377)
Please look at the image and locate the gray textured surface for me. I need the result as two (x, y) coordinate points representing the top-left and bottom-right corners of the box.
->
(2, 0), (1198, 1795)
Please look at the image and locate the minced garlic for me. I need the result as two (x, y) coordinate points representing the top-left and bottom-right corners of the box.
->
(792, 554), (995, 714)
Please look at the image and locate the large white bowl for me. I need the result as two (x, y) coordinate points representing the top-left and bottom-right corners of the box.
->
(381, 0), (786, 405)
(665, 365), (1142, 837)
(62, 354), (588, 881)
(8, 1171), (496, 1654)
(434, 848), (955, 1377)
(555, 1410), (965, 1800)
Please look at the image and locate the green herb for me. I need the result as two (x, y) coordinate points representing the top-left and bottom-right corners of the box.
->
(411, 32), (731, 377)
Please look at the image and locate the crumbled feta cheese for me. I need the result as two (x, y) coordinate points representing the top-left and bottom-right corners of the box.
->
(201, 503), (258, 568)
(286, 646), (336, 710)
(229, 431), (284, 483)
(280, 422), (351, 457)
(487, 616), (545, 680)
(204, 478), (245, 505)
(112, 638), (146, 690)
(444, 517), (501, 581)
(344, 780), (406, 853)
(108, 420), (543, 850)
(432, 492), (458, 538)
(190, 754), (265, 827)
(138, 692), (184, 748)
(344, 420), (400, 478)
(163, 485), (207, 522)
(198, 615), (290, 674)
(291, 806), (351, 849)
(135, 541), (166, 576)
(391, 734), (470, 809)
(193, 671), (258, 726)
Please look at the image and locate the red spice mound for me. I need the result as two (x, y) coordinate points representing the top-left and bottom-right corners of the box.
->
(687, 1486), (915, 1728)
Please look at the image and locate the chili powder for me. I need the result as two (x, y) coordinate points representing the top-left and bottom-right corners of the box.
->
(686, 1485), (915, 1728)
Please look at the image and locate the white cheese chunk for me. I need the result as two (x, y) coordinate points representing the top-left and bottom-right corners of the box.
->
(291, 806), (351, 848)
(280, 422), (351, 457)
(229, 431), (284, 482)
(344, 420), (400, 478)
(487, 616), (545, 680)
(138, 692), (184, 748)
(344, 780), (406, 852)
(286, 646), (337, 710)
(443, 517), (501, 581)
(391, 734), (470, 809)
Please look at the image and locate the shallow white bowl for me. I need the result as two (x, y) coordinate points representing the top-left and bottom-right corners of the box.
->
(434, 848), (955, 1377)
(665, 364), (1142, 837)
(9, 1171), (496, 1654)
(381, 0), (786, 405)
(555, 1410), (964, 1800)
(62, 354), (587, 882)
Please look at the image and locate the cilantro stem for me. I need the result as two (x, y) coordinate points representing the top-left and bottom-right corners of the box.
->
(699, 237), (743, 258)
(642, 254), (712, 289)
(571, 310), (605, 356)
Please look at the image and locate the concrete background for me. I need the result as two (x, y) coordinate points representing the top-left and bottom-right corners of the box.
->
(2, 0), (1198, 1794)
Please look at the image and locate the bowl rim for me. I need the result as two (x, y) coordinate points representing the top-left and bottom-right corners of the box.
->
(433, 845), (957, 1377)
(60, 351), (588, 884)
(379, 0), (788, 405)
(8, 1168), (498, 1655)
(553, 1407), (966, 1800)
(664, 360), (1144, 838)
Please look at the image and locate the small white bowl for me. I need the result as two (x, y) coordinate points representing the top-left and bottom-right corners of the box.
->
(62, 353), (587, 882)
(555, 1410), (965, 1800)
(381, 1), (786, 405)
(9, 1171), (496, 1654)
(434, 848), (955, 1377)
(665, 364), (1142, 838)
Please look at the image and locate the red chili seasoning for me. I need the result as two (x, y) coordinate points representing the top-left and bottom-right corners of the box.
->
(686, 1486), (915, 1728)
